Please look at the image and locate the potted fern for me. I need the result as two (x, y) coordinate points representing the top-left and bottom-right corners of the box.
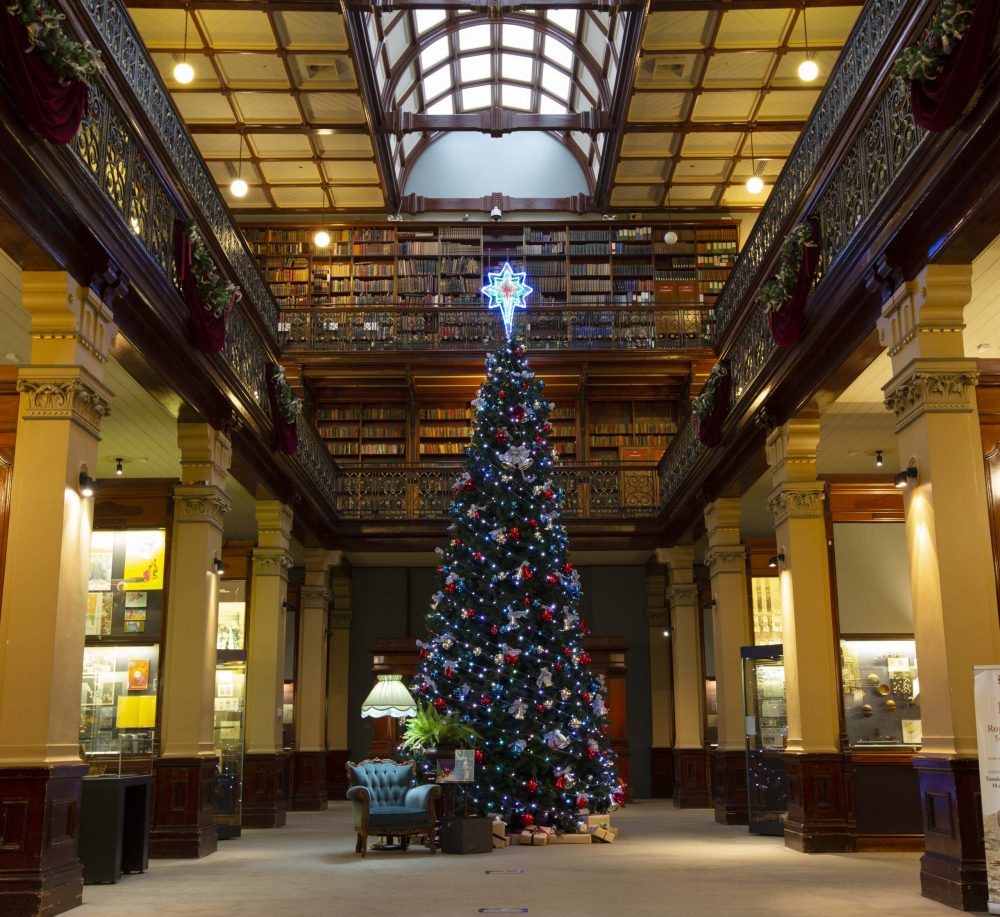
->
(400, 702), (481, 764)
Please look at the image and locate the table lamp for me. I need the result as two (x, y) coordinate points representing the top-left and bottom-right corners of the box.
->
(361, 675), (417, 756)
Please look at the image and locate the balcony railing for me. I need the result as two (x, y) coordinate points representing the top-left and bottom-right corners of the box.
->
(657, 0), (928, 512)
(279, 305), (712, 352)
(333, 463), (660, 520)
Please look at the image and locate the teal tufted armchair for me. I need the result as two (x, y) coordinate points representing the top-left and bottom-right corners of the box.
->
(346, 758), (441, 856)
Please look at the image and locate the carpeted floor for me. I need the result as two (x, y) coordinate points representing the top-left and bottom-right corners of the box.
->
(77, 800), (979, 916)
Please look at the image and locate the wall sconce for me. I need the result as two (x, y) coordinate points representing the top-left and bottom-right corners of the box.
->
(768, 553), (785, 569)
(213, 557), (226, 575)
(662, 629), (671, 638)
(79, 471), (97, 497)
(894, 466), (918, 489)
(703, 598), (717, 609)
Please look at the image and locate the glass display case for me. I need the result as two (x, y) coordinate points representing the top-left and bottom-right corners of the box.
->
(214, 578), (248, 838)
(840, 637), (921, 748)
(742, 644), (787, 836)
(80, 645), (158, 757)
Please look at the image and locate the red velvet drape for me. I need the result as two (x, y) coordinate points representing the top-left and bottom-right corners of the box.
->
(172, 220), (228, 355)
(696, 367), (731, 449)
(0, 10), (89, 144)
(767, 215), (822, 348)
(266, 364), (299, 456)
(910, 1), (1000, 132)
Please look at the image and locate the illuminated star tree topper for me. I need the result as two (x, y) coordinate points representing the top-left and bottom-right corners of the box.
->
(481, 261), (533, 340)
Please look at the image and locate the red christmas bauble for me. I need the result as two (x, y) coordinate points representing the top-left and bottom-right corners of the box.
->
(563, 647), (572, 657)
(498, 389), (506, 398)
(555, 775), (565, 789)
(433, 698), (446, 710)
(543, 423), (551, 433)
(464, 479), (475, 492)
(612, 791), (626, 805)
(496, 429), (508, 444)
(582, 692), (592, 702)
(452, 539), (462, 547)
(521, 564), (533, 580)
(512, 405), (526, 422)
(529, 518), (538, 528)
(475, 749), (484, 763)
(546, 574), (558, 585)
(473, 552), (484, 561)
(445, 667), (455, 679)
(509, 527), (520, 539)
(535, 703), (545, 713)
(490, 625), (499, 635)
(545, 489), (554, 500)
(521, 382), (528, 391)
(445, 583), (456, 594)
(535, 436), (543, 444)
(504, 653), (519, 664)
(515, 347), (523, 356)
(576, 796), (588, 809)
(555, 662), (564, 672)
(526, 779), (538, 793)
(462, 608), (475, 619)
(563, 563), (574, 574)
(580, 623), (590, 635)
(523, 596), (532, 606)
(522, 813), (534, 826)
(579, 653), (592, 665)
(419, 648), (429, 659)
(541, 610), (554, 622)
(419, 683), (429, 693)
(480, 695), (492, 705)
(587, 746), (597, 759)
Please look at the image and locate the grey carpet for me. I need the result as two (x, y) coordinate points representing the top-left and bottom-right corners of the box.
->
(77, 800), (976, 916)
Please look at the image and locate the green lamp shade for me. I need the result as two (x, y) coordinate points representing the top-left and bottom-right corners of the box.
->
(360, 674), (417, 719)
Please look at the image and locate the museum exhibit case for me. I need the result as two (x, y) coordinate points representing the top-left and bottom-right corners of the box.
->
(742, 644), (787, 836)
(214, 577), (248, 839)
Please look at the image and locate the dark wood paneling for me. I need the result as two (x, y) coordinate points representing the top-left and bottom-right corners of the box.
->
(826, 480), (905, 522)
(713, 748), (749, 825)
(672, 747), (711, 809)
(289, 751), (328, 811)
(783, 752), (855, 852)
(326, 750), (350, 800)
(241, 754), (287, 829)
(848, 752), (922, 851)
(649, 747), (674, 798)
(149, 757), (218, 859)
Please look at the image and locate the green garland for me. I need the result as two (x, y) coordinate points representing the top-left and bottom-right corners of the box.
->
(272, 365), (302, 424)
(184, 224), (241, 319)
(691, 363), (728, 424)
(756, 222), (816, 314)
(894, 0), (975, 84)
(7, 0), (104, 84)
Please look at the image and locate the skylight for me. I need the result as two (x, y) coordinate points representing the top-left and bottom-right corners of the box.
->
(502, 84), (532, 111)
(426, 96), (454, 115)
(422, 66), (452, 103)
(420, 36), (449, 69)
(538, 94), (568, 115)
(547, 9), (579, 35)
(544, 36), (573, 70)
(414, 10), (446, 35)
(458, 24), (491, 51)
(502, 24), (535, 52)
(461, 54), (491, 84)
(502, 54), (533, 84)
(462, 85), (492, 111)
(541, 63), (571, 101)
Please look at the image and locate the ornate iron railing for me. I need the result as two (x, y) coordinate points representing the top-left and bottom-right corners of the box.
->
(712, 0), (911, 339)
(279, 305), (711, 352)
(658, 3), (928, 511)
(334, 463), (660, 520)
(73, 0), (279, 333)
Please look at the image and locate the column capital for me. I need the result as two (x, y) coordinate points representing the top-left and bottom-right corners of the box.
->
(704, 497), (742, 548)
(252, 546), (293, 578)
(882, 359), (978, 434)
(256, 500), (293, 551)
(330, 611), (353, 630)
(658, 543), (694, 575)
(704, 544), (747, 578)
(177, 423), (232, 488)
(766, 419), (820, 485)
(878, 263), (972, 364)
(667, 584), (699, 607)
(767, 481), (825, 527)
(646, 609), (669, 628)
(172, 483), (231, 532)
(16, 366), (112, 438)
(300, 586), (330, 612)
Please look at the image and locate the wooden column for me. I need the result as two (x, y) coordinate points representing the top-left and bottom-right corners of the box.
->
(646, 561), (674, 798)
(325, 562), (352, 798)
(661, 545), (710, 808)
(705, 498), (751, 826)
(243, 500), (293, 828)
(878, 265), (1000, 910)
(291, 549), (339, 811)
(0, 273), (114, 917)
(766, 419), (853, 852)
(152, 424), (231, 858)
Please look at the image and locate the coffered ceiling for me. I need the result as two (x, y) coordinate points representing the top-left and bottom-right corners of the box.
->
(125, 1), (862, 217)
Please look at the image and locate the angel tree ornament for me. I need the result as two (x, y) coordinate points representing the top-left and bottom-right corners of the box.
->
(481, 261), (533, 340)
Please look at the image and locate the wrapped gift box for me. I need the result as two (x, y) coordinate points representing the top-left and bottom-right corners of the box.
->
(591, 825), (619, 844)
(492, 835), (511, 849)
(585, 814), (612, 829)
(491, 820), (507, 840)
(557, 832), (593, 844)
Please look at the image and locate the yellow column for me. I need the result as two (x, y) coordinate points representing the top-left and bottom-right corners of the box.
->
(153, 423), (231, 858)
(243, 499), (293, 828)
(878, 264), (1000, 908)
(765, 419), (851, 851)
(290, 548), (339, 810)
(0, 272), (114, 912)
(325, 562), (352, 797)
(645, 562), (674, 797)
(704, 497), (751, 825)
(660, 545), (709, 808)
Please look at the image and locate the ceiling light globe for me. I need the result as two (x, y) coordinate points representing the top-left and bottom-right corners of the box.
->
(663, 229), (679, 245)
(230, 177), (248, 198)
(313, 229), (331, 249)
(173, 60), (195, 84)
(746, 175), (765, 195)
(798, 58), (819, 82)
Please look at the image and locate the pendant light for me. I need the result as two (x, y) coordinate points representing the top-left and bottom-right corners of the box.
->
(662, 184), (678, 245)
(745, 130), (764, 195)
(173, 5), (195, 84)
(230, 133), (248, 198)
(797, 3), (819, 82)
(313, 190), (331, 249)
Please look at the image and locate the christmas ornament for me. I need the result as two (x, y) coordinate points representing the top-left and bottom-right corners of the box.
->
(576, 796), (588, 810)
(481, 262), (532, 340)
(509, 527), (520, 540)
(434, 698), (446, 710)
(526, 779), (539, 793)
(522, 813), (534, 826)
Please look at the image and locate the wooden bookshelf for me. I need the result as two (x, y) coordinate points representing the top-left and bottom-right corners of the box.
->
(317, 404), (406, 462)
(246, 221), (739, 317)
(418, 406), (472, 459)
(587, 400), (677, 463)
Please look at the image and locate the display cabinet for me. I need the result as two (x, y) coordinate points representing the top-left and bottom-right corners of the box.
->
(840, 637), (921, 748)
(215, 576), (248, 838)
(742, 644), (787, 836)
(80, 645), (158, 758)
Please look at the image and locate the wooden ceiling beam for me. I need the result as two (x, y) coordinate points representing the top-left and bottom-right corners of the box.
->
(382, 109), (610, 135)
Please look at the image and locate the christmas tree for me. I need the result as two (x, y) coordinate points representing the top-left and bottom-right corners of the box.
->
(414, 266), (621, 829)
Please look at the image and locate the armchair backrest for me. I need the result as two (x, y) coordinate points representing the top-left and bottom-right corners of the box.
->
(348, 759), (415, 808)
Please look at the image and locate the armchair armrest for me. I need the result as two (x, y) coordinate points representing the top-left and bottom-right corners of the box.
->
(404, 783), (442, 811)
(346, 785), (370, 806)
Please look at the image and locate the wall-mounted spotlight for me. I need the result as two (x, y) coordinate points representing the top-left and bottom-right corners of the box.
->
(213, 557), (226, 575)
(662, 629), (671, 638)
(768, 553), (785, 569)
(703, 598), (718, 609)
(875, 449), (883, 468)
(79, 471), (97, 497)
(894, 466), (918, 489)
